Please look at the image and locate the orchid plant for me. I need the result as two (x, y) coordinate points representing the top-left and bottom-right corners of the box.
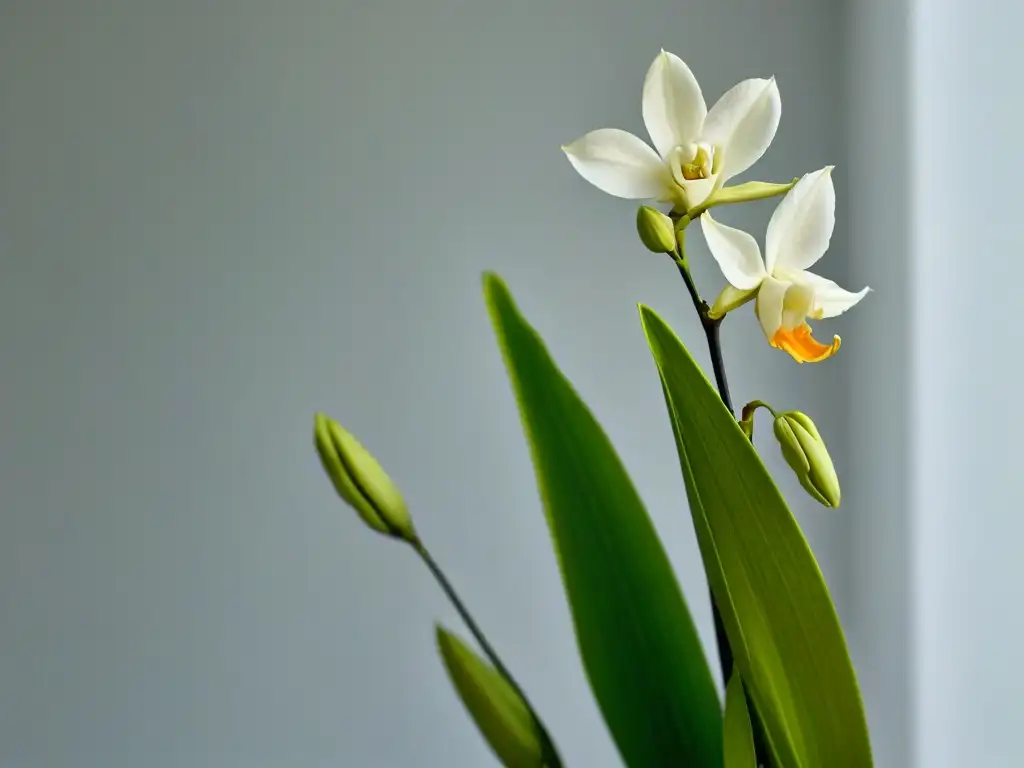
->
(314, 49), (874, 767)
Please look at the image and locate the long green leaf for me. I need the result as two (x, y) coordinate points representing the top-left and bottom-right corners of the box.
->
(724, 674), (756, 767)
(639, 305), (872, 768)
(484, 273), (723, 767)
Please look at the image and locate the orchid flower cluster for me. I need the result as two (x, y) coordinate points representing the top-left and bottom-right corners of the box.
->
(563, 50), (869, 363)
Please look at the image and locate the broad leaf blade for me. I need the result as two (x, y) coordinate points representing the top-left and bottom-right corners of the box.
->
(639, 305), (872, 768)
(484, 274), (723, 767)
(724, 674), (756, 768)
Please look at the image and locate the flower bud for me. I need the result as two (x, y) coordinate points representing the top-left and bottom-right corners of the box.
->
(773, 411), (841, 508)
(313, 412), (416, 541)
(636, 206), (677, 253)
(436, 625), (545, 768)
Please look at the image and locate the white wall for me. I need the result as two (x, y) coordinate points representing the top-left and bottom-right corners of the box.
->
(845, 0), (912, 765)
(0, 2), (861, 766)
(848, 0), (1024, 765)
(911, 0), (1024, 765)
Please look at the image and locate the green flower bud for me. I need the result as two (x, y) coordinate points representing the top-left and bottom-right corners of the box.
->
(773, 411), (841, 508)
(636, 206), (677, 253)
(436, 625), (545, 768)
(313, 412), (416, 541)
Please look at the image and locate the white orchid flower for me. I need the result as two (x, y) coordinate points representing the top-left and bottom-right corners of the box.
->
(562, 50), (781, 212)
(700, 167), (870, 363)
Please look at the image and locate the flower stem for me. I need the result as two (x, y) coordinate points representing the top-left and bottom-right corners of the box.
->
(671, 257), (737, 684)
(412, 539), (564, 768)
(742, 399), (777, 422)
(673, 230), (736, 683)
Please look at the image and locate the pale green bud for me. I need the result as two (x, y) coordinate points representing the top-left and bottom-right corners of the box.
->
(773, 411), (841, 508)
(636, 206), (677, 253)
(436, 625), (545, 768)
(708, 284), (759, 320)
(313, 412), (416, 541)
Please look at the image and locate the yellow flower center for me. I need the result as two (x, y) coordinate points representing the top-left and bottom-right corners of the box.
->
(669, 143), (715, 182)
(770, 323), (841, 364)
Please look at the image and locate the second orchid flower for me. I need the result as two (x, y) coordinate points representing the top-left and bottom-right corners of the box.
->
(701, 167), (869, 363)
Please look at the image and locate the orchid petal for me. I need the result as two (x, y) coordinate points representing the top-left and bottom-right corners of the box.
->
(801, 271), (871, 319)
(562, 129), (671, 199)
(765, 167), (836, 274)
(700, 212), (767, 290)
(755, 275), (789, 341)
(678, 176), (718, 210)
(780, 281), (815, 331)
(702, 77), (781, 182)
(642, 51), (707, 160)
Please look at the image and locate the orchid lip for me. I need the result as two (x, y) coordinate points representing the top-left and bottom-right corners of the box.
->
(770, 324), (841, 364)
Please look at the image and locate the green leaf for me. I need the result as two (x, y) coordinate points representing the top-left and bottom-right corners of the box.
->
(435, 624), (545, 768)
(639, 305), (873, 768)
(483, 273), (723, 768)
(724, 674), (756, 768)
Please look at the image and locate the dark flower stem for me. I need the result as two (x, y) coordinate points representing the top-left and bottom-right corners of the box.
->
(672, 241), (736, 683)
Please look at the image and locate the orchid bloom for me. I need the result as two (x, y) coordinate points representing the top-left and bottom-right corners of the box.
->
(562, 50), (781, 212)
(700, 167), (869, 363)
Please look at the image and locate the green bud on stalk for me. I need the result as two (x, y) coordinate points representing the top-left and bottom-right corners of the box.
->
(773, 411), (841, 508)
(313, 412), (417, 541)
(636, 206), (677, 253)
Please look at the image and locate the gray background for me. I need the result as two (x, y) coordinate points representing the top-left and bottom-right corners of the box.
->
(0, 1), (1018, 766)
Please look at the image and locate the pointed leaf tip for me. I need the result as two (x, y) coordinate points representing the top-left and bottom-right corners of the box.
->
(724, 673), (756, 768)
(641, 306), (873, 767)
(486, 280), (723, 767)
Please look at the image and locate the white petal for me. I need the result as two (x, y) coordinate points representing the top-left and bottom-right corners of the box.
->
(764, 166), (836, 274)
(702, 77), (781, 182)
(700, 212), (766, 289)
(562, 129), (670, 199)
(642, 51), (707, 159)
(800, 271), (871, 318)
(781, 281), (815, 330)
(755, 275), (789, 340)
(678, 175), (718, 209)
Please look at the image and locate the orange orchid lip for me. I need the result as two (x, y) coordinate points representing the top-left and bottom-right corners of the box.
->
(771, 323), (841, 363)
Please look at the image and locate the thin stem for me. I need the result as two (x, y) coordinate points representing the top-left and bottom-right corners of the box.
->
(674, 258), (704, 317)
(672, 248), (736, 686)
(413, 539), (564, 768)
(741, 399), (777, 426)
(704, 319), (734, 416)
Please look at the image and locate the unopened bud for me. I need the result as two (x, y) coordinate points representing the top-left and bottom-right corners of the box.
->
(436, 625), (545, 768)
(636, 206), (677, 253)
(773, 411), (841, 508)
(313, 412), (416, 541)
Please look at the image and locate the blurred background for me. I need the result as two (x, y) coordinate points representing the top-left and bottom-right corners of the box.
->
(1, 1), (1020, 766)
